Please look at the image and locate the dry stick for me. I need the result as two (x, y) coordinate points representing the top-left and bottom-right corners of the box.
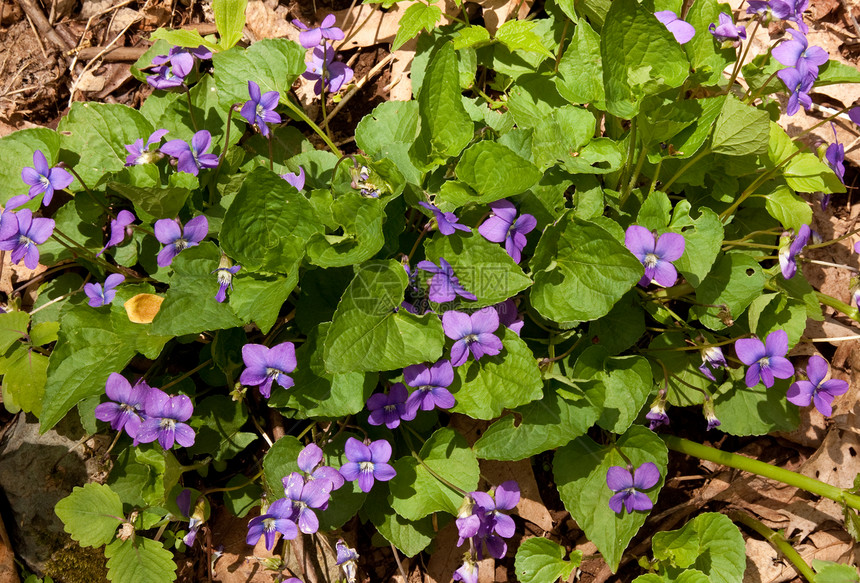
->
(67, 0), (149, 107)
(74, 46), (147, 61)
(324, 52), (396, 126)
(24, 14), (49, 59)
(14, 0), (70, 51)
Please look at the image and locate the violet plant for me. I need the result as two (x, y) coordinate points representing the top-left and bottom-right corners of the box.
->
(2, 0), (858, 581)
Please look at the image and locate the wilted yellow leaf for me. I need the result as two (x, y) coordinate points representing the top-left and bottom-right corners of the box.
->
(124, 293), (164, 324)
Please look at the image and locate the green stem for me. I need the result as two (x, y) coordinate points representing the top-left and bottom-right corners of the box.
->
(403, 430), (467, 497)
(161, 358), (213, 391)
(661, 148), (710, 193)
(554, 19), (570, 74)
(184, 87), (199, 132)
(719, 147), (805, 222)
(267, 133), (274, 172)
(649, 282), (695, 299)
(51, 226), (122, 274)
(64, 166), (112, 216)
(201, 468), (265, 496)
(815, 291), (860, 322)
(619, 121), (638, 196)
(663, 435), (860, 511)
(807, 225), (860, 250)
(621, 144), (647, 208)
(745, 70), (780, 102)
(794, 103), (857, 140)
(728, 511), (815, 582)
(648, 158), (663, 197)
(727, 19), (760, 91)
(282, 96), (342, 157)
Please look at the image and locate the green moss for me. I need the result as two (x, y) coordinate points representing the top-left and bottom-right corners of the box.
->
(43, 542), (108, 583)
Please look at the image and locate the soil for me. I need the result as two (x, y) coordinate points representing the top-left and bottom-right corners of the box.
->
(1, 1), (859, 582)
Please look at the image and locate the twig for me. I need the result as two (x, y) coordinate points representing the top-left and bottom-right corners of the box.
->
(24, 14), (48, 59)
(324, 52), (395, 126)
(75, 46), (147, 61)
(14, 0), (71, 50)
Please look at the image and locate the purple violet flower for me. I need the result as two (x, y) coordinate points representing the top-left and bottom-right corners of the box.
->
(302, 44), (354, 94)
(825, 123), (845, 184)
(442, 309), (503, 367)
(239, 342), (297, 398)
(709, 12), (746, 45)
(747, 1), (771, 16)
(778, 67), (815, 116)
(704, 399), (721, 431)
(735, 329), (795, 388)
(297, 443), (345, 493)
(456, 482), (519, 560)
(125, 129), (169, 166)
(494, 299), (524, 335)
(135, 386), (195, 449)
(281, 167), (306, 191)
(786, 355), (849, 416)
(417, 257), (477, 303)
(146, 65), (186, 90)
(160, 130), (219, 176)
(771, 0), (809, 33)
(94, 373), (150, 439)
(606, 463), (660, 513)
(403, 360), (456, 416)
(477, 200), (536, 263)
(646, 401), (670, 430)
(19, 150), (73, 208)
(84, 273), (125, 308)
(339, 437), (396, 493)
(624, 225), (685, 287)
(154, 215), (209, 267)
(454, 557), (478, 583)
(778, 224), (810, 279)
(282, 472), (332, 534)
(97, 210), (136, 257)
(699, 346), (727, 381)
(246, 497), (298, 551)
(0, 209), (55, 270)
(772, 29), (828, 78)
(292, 14), (345, 49)
(850, 107), (860, 126)
(240, 81), (281, 137)
(176, 489), (204, 547)
(655, 11), (696, 44)
(335, 540), (359, 583)
(151, 45), (212, 78)
(419, 201), (470, 236)
(213, 255), (241, 303)
(367, 383), (411, 429)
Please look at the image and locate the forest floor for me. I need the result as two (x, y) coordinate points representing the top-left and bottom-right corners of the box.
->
(0, 0), (859, 582)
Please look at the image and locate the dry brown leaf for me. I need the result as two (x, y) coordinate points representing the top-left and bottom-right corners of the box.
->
(210, 510), (282, 583)
(471, 0), (534, 34)
(245, 0), (298, 41)
(425, 520), (470, 583)
(480, 459), (554, 532)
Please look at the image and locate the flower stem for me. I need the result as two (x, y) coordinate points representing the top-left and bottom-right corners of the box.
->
(184, 86), (199, 132)
(728, 511), (816, 582)
(662, 435), (860, 511)
(621, 143), (647, 208)
(661, 148), (710, 193)
(64, 166), (112, 216)
(815, 291), (860, 322)
(402, 429), (468, 497)
(719, 148), (805, 221)
(161, 358), (213, 391)
(267, 133), (274, 172)
(281, 95), (342, 157)
(727, 19), (760, 91)
(806, 225), (860, 249)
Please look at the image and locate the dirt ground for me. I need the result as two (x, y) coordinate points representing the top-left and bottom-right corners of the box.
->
(0, 0), (859, 582)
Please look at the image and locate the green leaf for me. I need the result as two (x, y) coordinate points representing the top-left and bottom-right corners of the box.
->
(601, 0), (689, 118)
(816, 60), (860, 85)
(554, 425), (668, 571)
(0, 128), (60, 206)
(648, 332), (713, 407)
(58, 102), (155, 188)
(711, 96), (770, 156)
(262, 435), (302, 497)
(355, 101), (420, 156)
(306, 194), (387, 268)
(531, 105), (597, 171)
(812, 559), (860, 583)
(107, 165), (197, 219)
(150, 243), (244, 336)
(668, 201), (724, 288)
(507, 74), (569, 130)
(454, 141), (541, 203)
(392, 3), (442, 51)
(747, 293), (807, 347)
(324, 261), (445, 374)
(714, 369), (799, 435)
(453, 26), (491, 50)
(474, 377), (601, 460)
(104, 537), (178, 583)
(561, 137), (625, 174)
(691, 253), (765, 330)
(783, 154), (846, 195)
(763, 184), (813, 231)
(135, 448), (183, 506)
(0, 312), (30, 353)
(531, 214), (643, 325)
(495, 20), (554, 59)
(212, 38), (306, 105)
(222, 475), (262, 517)
(214, 0), (247, 49)
(390, 427), (480, 520)
(556, 19), (605, 106)
(150, 27), (220, 51)
(187, 396), (257, 461)
(367, 501), (435, 557)
(514, 537), (581, 583)
(635, 570), (711, 583)
(450, 327), (543, 419)
(587, 292), (646, 355)
(55, 483), (124, 547)
(683, 0), (736, 86)
(230, 271), (298, 334)
(412, 42), (474, 163)
(269, 323), (375, 418)
(637, 190), (672, 231)
(652, 513), (746, 583)
(3, 348), (48, 416)
(423, 231), (532, 307)
(573, 347), (652, 434)
(220, 167), (320, 273)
